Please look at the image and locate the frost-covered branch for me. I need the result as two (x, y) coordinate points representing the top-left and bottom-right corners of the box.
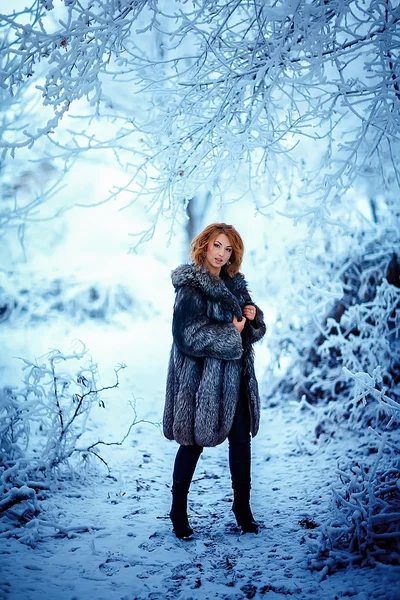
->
(1, 0), (400, 242)
(309, 433), (400, 576)
(0, 343), (142, 545)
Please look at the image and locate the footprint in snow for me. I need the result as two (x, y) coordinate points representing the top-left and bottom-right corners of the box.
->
(98, 557), (127, 576)
(122, 507), (148, 520)
(138, 529), (169, 552)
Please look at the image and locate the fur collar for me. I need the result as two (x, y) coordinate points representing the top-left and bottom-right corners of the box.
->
(171, 263), (248, 318)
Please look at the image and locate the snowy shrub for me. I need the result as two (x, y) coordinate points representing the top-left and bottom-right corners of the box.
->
(48, 280), (135, 322)
(265, 234), (400, 574)
(267, 233), (400, 428)
(0, 275), (136, 324)
(309, 435), (400, 576)
(302, 278), (400, 429)
(0, 343), (128, 545)
(305, 328), (400, 575)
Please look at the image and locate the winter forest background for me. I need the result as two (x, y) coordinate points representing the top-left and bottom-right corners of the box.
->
(1, 1), (399, 599)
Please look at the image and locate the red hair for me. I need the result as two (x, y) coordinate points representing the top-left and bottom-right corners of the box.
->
(190, 223), (244, 277)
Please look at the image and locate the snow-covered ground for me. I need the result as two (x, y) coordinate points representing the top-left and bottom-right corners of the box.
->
(1, 314), (399, 600)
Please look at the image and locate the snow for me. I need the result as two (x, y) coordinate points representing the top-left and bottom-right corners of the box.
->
(1, 313), (399, 600)
(2, 0), (400, 595)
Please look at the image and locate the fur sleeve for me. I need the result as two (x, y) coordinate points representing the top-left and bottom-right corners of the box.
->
(238, 282), (266, 344)
(247, 304), (267, 343)
(172, 286), (243, 360)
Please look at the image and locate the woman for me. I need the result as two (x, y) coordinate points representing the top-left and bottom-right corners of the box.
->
(163, 223), (266, 539)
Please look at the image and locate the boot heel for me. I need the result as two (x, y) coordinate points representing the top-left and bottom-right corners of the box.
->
(170, 487), (194, 539)
(169, 507), (194, 539)
(232, 488), (259, 534)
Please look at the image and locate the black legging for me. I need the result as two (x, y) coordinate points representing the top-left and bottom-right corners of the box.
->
(171, 391), (251, 493)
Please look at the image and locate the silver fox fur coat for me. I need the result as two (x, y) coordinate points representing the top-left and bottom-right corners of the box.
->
(163, 263), (266, 447)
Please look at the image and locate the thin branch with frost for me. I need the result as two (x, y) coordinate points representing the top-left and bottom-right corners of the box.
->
(0, 344), (145, 545)
(310, 433), (400, 576)
(83, 395), (160, 455)
(1, 0), (400, 243)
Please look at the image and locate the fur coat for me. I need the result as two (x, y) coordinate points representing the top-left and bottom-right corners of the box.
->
(163, 263), (266, 447)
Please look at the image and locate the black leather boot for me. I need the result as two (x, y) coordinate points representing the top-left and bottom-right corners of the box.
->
(170, 486), (194, 539)
(232, 487), (259, 534)
(169, 445), (202, 539)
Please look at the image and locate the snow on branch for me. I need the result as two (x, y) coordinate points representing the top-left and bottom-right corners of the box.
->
(111, 0), (400, 229)
(0, 342), (143, 546)
(0, 0), (149, 153)
(309, 433), (400, 577)
(1, 1), (400, 242)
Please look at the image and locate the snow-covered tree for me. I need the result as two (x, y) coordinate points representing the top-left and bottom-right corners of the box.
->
(1, 0), (399, 238)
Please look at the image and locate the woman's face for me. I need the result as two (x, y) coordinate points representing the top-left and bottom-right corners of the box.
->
(204, 233), (232, 275)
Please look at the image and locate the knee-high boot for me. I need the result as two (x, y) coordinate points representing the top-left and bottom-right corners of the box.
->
(169, 445), (202, 539)
(229, 437), (259, 534)
(170, 481), (194, 539)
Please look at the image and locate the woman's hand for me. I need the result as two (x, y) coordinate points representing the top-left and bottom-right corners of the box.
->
(243, 305), (256, 321)
(233, 315), (246, 333)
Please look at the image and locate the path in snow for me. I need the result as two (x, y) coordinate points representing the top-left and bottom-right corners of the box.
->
(1, 318), (400, 600)
(1, 402), (400, 600)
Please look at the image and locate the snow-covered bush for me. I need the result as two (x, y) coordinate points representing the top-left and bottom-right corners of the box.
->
(0, 343), (127, 545)
(302, 280), (400, 573)
(309, 433), (400, 576)
(267, 228), (400, 425)
(299, 350), (400, 575)
(302, 278), (400, 429)
(0, 275), (136, 324)
(264, 229), (400, 573)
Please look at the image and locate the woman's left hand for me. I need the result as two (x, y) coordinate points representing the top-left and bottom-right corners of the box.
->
(243, 305), (256, 321)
